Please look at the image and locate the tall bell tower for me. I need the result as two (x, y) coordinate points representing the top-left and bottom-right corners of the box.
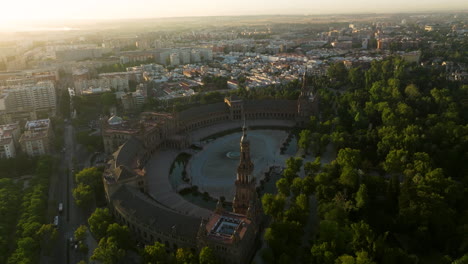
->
(233, 120), (257, 215)
(297, 71), (317, 126)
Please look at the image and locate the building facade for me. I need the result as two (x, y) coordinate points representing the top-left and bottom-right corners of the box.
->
(0, 81), (56, 124)
(0, 122), (20, 158)
(19, 119), (53, 157)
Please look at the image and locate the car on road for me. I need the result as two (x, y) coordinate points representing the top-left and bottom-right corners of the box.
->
(53, 216), (59, 227)
(58, 203), (63, 213)
(69, 237), (75, 248)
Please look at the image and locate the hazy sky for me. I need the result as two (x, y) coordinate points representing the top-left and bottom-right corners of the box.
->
(1, 0), (467, 22)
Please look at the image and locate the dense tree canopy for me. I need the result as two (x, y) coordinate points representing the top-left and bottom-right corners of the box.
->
(261, 56), (468, 264)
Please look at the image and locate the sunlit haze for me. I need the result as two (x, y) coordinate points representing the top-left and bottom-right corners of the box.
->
(1, 0), (467, 24)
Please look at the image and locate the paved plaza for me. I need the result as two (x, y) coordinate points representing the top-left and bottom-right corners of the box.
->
(188, 129), (289, 200)
(144, 119), (296, 215)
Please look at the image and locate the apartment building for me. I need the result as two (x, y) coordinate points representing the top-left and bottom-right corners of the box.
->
(0, 81), (56, 124)
(19, 119), (53, 157)
(0, 122), (20, 158)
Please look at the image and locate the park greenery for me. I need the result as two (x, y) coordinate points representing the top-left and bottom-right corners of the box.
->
(72, 91), (117, 127)
(95, 59), (154, 74)
(76, 130), (104, 153)
(73, 167), (105, 210)
(86, 207), (131, 264)
(85, 207), (220, 264)
(141, 242), (219, 264)
(262, 57), (468, 264)
(0, 156), (56, 264)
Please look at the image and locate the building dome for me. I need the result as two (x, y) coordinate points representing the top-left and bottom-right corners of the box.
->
(108, 115), (123, 125)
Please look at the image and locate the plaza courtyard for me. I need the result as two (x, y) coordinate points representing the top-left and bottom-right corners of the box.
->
(144, 120), (296, 217)
(187, 129), (289, 200)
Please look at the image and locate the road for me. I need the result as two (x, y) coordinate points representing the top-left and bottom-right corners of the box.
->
(44, 123), (92, 264)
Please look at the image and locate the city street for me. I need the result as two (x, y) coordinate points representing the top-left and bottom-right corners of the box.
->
(44, 123), (96, 264)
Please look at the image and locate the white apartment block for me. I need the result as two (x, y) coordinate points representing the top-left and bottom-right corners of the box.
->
(0, 138), (16, 158)
(157, 48), (212, 65)
(170, 53), (180, 66)
(74, 76), (129, 94)
(191, 50), (201, 63)
(180, 50), (191, 65)
(0, 81), (56, 113)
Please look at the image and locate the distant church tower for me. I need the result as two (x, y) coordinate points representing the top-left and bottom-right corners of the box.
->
(233, 120), (257, 215)
(297, 71), (318, 126)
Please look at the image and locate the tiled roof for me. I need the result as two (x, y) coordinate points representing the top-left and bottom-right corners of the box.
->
(115, 137), (144, 168)
(111, 185), (201, 239)
(178, 103), (228, 121)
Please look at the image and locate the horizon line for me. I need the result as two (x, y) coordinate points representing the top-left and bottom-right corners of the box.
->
(2, 9), (468, 23)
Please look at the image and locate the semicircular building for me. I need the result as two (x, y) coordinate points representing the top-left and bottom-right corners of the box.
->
(102, 78), (317, 263)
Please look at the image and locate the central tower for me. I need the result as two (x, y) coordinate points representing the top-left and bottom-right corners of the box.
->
(233, 120), (257, 215)
(297, 71), (318, 126)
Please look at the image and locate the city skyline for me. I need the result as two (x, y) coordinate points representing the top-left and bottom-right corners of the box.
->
(1, 0), (467, 24)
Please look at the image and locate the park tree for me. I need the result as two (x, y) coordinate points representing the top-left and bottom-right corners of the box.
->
(199, 246), (218, 264)
(285, 157), (303, 173)
(305, 157), (321, 176)
(355, 184), (369, 210)
(327, 62), (349, 86)
(290, 177), (303, 197)
(453, 254), (468, 264)
(101, 92), (117, 108)
(262, 193), (286, 220)
(142, 242), (171, 264)
(7, 237), (39, 264)
(383, 149), (409, 174)
(75, 167), (102, 190)
(330, 131), (347, 151)
(276, 178), (291, 196)
(298, 129), (312, 153)
(310, 242), (336, 264)
(88, 208), (113, 239)
(349, 67), (365, 89)
(74, 225), (88, 242)
(91, 237), (125, 264)
(336, 254), (356, 264)
(21, 221), (42, 238)
(36, 224), (58, 255)
(337, 148), (362, 168)
(295, 193), (309, 211)
(175, 248), (197, 264)
(350, 221), (375, 253)
(264, 221), (303, 259)
(73, 183), (94, 208)
(404, 84), (421, 98)
(355, 251), (376, 264)
(106, 223), (131, 250)
(284, 204), (309, 225)
(59, 89), (71, 118)
(301, 175), (316, 196)
(339, 166), (359, 190)
(0, 178), (22, 262)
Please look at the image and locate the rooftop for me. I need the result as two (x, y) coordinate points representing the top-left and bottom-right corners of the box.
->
(19, 130), (49, 141)
(111, 185), (201, 239)
(25, 119), (50, 131)
(205, 212), (251, 244)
